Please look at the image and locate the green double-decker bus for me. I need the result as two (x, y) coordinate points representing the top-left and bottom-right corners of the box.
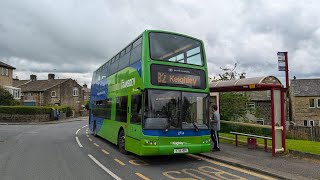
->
(89, 30), (211, 156)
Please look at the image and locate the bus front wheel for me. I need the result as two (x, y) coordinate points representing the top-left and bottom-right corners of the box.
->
(118, 130), (128, 154)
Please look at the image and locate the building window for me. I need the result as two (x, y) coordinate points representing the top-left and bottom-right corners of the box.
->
(14, 89), (19, 99)
(1, 67), (4, 75)
(304, 120), (315, 127)
(247, 102), (255, 109)
(73, 88), (78, 96)
(28, 92), (32, 97)
(309, 98), (315, 108)
(317, 99), (320, 108)
(84, 95), (87, 100)
(51, 91), (56, 97)
(310, 120), (314, 127)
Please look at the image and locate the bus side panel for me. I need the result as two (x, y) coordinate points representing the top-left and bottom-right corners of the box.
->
(98, 120), (124, 145)
(126, 124), (143, 155)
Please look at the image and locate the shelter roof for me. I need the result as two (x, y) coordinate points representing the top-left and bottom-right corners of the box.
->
(210, 76), (283, 92)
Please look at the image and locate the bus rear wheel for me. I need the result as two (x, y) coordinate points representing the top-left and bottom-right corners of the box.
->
(118, 130), (128, 154)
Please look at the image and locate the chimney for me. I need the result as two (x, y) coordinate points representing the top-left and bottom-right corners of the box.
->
(239, 73), (246, 79)
(30, 74), (37, 81)
(48, 74), (55, 80)
(83, 84), (87, 88)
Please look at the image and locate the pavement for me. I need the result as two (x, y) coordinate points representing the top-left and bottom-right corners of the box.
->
(201, 142), (320, 179)
(0, 116), (88, 125)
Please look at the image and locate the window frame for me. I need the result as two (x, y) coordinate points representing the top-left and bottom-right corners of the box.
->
(309, 98), (316, 108)
(304, 120), (308, 126)
(51, 91), (57, 97)
(247, 102), (256, 109)
(317, 98), (320, 108)
(309, 120), (315, 127)
(73, 88), (79, 97)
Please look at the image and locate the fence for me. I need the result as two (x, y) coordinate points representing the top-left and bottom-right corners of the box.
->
(286, 125), (320, 141)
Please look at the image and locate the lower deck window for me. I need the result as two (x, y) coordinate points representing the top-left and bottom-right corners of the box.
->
(116, 96), (128, 122)
(92, 98), (112, 119)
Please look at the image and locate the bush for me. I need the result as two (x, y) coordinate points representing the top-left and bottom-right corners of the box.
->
(0, 106), (53, 115)
(0, 86), (19, 106)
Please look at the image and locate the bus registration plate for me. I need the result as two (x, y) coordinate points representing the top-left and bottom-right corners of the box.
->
(174, 148), (188, 154)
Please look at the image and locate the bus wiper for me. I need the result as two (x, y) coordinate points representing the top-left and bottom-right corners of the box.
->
(192, 122), (199, 132)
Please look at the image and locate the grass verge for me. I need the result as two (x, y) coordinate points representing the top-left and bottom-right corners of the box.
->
(220, 132), (320, 155)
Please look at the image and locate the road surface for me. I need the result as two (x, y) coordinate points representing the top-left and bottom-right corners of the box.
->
(0, 119), (275, 180)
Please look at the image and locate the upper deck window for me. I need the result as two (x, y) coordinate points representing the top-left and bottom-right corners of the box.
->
(149, 32), (203, 66)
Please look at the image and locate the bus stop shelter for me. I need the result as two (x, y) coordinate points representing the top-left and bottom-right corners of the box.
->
(210, 76), (286, 156)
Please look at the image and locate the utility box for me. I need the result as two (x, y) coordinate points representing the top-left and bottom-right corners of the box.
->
(247, 137), (257, 149)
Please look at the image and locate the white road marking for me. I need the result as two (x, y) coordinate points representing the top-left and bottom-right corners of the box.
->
(88, 154), (122, 180)
(82, 125), (88, 128)
(75, 137), (83, 147)
(76, 129), (80, 134)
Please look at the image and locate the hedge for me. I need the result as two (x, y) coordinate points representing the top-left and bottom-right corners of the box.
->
(0, 106), (53, 115)
(220, 122), (272, 137)
(0, 106), (72, 116)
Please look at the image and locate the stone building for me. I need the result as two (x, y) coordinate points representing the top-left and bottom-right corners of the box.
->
(290, 78), (320, 126)
(0, 60), (21, 99)
(13, 74), (84, 114)
(244, 91), (272, 125)
(82, 84), (91, 102)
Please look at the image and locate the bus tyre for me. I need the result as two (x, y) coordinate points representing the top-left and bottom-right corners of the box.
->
(93, 122), (97, 137)
(118, 130), (128, 155)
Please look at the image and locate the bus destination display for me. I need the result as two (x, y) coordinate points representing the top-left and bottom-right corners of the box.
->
(151, 64), (206, 89)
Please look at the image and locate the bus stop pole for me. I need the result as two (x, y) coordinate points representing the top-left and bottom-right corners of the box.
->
(285, 52), (289, 89)
(271, 88), (276, 157)
(281, 88), (286, 152)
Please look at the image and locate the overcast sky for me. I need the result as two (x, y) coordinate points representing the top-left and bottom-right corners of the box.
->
(1, 0), (320, 86)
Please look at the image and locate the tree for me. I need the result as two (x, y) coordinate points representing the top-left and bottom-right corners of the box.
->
(0, 86), (18, 106)
(84, 100), (90, 110)
(219, 92), (250, 121)
(213, 63), (253, 121)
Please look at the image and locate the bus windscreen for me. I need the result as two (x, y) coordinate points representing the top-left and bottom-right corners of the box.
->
(149, 32), (203, 66)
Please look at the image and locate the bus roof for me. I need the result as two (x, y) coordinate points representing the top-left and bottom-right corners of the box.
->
(93, 30), (203, 73)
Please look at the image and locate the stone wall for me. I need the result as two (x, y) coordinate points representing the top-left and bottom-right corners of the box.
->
(0, 113), (51, 122)
(0, 69), (13, 86)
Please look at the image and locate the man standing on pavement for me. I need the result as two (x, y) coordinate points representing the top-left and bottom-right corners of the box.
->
(210, 105), (220, 151)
